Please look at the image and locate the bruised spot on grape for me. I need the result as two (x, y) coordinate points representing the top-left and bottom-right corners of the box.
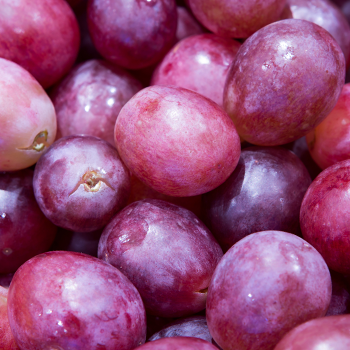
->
(196, 287), (208, 294)
(69, 170), (115, 196)
(18, 130), (49, 152)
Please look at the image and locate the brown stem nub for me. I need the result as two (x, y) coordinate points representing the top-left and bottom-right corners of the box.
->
(17, 130), (49, 152)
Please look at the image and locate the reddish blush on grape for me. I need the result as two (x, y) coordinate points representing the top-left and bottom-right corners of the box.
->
(224, 19), (345, 146)
(152, 34), (241, 106)
(0, 58), (57, 171)
(206, 231), (332, 350)
(115, 85), (241, 197)
(187, 0), (286, 38)
(300, 159), (350, 274)
(306, 83), (350, 169)
(98, 199), (223, 317)
(87, 0), (177, 69)
(33, 135), (130, 232)
(287, 0), (350, 67)
(51, 59), (142, 146)
(274, 315), (350, 349)
(0, 169), (57, 274)
(0, 287), (19, 350)
(7, 251), (146, 350)
(0, 0), (80, 88)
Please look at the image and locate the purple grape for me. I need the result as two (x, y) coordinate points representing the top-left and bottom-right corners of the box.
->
(33, 135), (130, 232)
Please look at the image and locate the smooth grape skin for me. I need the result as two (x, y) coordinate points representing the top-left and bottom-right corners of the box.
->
(115, 85), (241, 197)
(300, 159), (350, 274)
(51, 59), (142, 146)
(134, 337), (219, 350)
(87, 0), (177, 70)
(224, 19), (345, 146)
(202, 147), (311, 251)
(151, 34), (241, 106)
(306, 83), (350, 169)
(187, 0), (286, 38)
(0, 0), (79, 88)
(287, 0), (350, 67)
(0, 287), (19, 350)
(0, 58), (57, 171)
(0, 170), (57, 274)
(98, 199), (223, 317)
(206, 231), (332, 350)
(33, 135), (130, 232)
(274, 315), (350, 349)
(7, 251), (146, 350)
(149, 316), (214, 344)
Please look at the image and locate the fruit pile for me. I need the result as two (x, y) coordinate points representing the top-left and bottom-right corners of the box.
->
(1, 0), (350, 349)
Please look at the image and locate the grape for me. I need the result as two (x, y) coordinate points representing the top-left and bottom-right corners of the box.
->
(152, 34), (241, 106)
(0, 169), (57, 274)
(51, 59), (142, 146)
(0, 58), (56, 171)
(224, 19), (345, 146)
(7, 251), (147, 350)
(98, 199), (223, 317)
(115, 85), (241, 197)
(134, 337), (219, 350)
(206, 231), (331, 350)
(33, 135), (130, 232)
(0, 0), (80, 88)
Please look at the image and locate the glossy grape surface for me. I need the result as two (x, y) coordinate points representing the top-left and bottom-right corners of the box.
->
(7, 251), (146, 350)
(0, 169), (57, 274)
(224, 19), (345, 146)
(0, 0), (80, 88)
(115, 85), (241, 197)
(207, 231), (332, 350)
(300, 159), (350, 274)
(99, 199), (223, 317)
(33, 135), (130, 232)
(202, 147), (311, 251)
(51, 59), (142, 145)
(152, 34), (241, 106)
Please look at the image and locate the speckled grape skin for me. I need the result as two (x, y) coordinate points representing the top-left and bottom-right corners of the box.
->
(306, 83), (350, 169)
(0, 287), (19, 350)
(0, 169), (57, 274)
(224, 19), (345, 146)
(152, 34), (241, 106)
(87, 0), (177, 70)
(274, 315), (350, 350)
(51, 60), (142, 146)
(187, 0), (286, 38)
(149, 316), (213, 344)
(7, 251), (146, 350)
(206, 231), (332, 350)
(300, 159), (350, 274)
(0, 58), (57, 171)
(115, 85), (241, 197)
(33, 135), (130, 232)
(98, 199), (223, 317)
(0, 0), (79, 88)
(135, 337), (218, 350)
(287, 0), (350, 67)
(202, 147), (311, 252)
